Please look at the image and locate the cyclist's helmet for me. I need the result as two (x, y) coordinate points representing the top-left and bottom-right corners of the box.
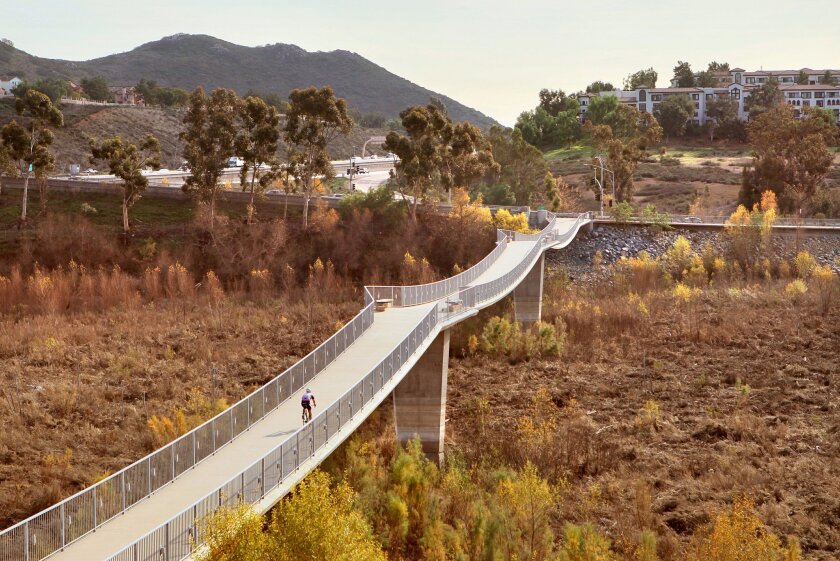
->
(306, 388), (312, 393)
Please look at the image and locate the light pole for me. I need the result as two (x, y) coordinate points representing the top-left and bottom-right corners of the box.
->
(584, 158), (614, 217)
(348, 155), (356, 191)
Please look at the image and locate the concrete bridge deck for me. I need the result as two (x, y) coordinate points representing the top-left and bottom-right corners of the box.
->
(2, 215), (589, 561)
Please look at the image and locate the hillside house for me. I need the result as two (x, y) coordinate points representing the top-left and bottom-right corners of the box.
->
(0, 76), (22, 96)
(108, 85), (144, 106)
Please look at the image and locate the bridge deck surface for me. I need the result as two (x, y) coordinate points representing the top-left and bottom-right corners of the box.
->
(47, 225), (573, 561)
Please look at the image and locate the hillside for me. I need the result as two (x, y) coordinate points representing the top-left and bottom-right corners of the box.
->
(0, 34), (497, 128)
(0, 99), (389, 171)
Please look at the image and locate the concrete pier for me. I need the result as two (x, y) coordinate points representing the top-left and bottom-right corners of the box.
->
(393, 329), (450, 464)
(513, 253), (544, 325)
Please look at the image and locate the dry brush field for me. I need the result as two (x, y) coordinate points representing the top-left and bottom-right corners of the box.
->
(447, 255), (839, 560)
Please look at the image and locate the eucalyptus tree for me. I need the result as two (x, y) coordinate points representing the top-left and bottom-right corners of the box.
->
(236, 95), (281, 223)
(90, 135), (161, 234)
(0, 89), (63, 223)
(181, 87), (241, 228)
(283, 86), (353, 227)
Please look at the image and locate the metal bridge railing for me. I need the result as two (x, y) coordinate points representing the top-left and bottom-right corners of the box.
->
(366, 233), (511, 307)
(367, 211), (596, 307)
(1, 212), (591, 561)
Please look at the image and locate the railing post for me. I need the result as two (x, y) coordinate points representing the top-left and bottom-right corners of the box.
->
(148, 458), (153, 494)
(93, 486), (98, 529)
(171, 445), (176, 479)
(24, 522), (29, 561)
(260, 458), (265, 497)
(60, 503), (66, 548)
(164, 521), (170, 561)
(121, 471), (126, 513)
(193, 432), (197, 467)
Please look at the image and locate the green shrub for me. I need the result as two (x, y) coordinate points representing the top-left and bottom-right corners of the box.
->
(556, 523), (618, 561)
(479, 316), (564, 362)
(611, 201), (634, 224)
(641, 204), (671, 233)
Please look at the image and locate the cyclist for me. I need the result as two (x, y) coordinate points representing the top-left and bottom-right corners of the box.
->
(301, 388), (316, 423)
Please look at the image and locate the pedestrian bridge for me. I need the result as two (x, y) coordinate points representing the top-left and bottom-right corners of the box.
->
(0, 212), (593, 561)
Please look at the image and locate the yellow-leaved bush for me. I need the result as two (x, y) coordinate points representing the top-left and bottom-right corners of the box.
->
(196, 470), (386, 561)
(685, 497), (800, 561)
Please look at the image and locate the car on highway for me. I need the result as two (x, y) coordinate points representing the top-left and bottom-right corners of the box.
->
(227, 157), (245, 167)
(266, 189), (282, 195)
(356, 167), (370, 174)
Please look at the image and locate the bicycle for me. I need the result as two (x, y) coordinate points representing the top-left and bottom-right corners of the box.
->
(302, 405), (312, 424)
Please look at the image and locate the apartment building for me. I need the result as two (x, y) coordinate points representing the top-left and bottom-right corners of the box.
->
(731, 68), (840, 86)
(579, 67), (840, 126)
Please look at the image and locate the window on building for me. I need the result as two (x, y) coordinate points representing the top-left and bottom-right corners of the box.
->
(638, 104), (646, 112)
(692, 93), (699, 100)
(639, 90), (647, 102)
(817, 100), (824, 107)
(758, 78), (766, 83)
(801, 92), (812, 99)
(731, 89), (740, 100)
(735, 73), (742, 83)
(746, 77), (755, 84)
(652, 103), (660, 111)
(651, 94), (661, 101)
(815, 92), (825, 98)
(781, 77), (793, 83)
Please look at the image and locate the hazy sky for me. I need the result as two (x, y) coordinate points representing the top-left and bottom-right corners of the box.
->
(6, 0), (839, 125)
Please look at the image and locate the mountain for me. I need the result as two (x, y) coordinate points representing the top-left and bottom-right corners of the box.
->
(0, 34), (497, 127)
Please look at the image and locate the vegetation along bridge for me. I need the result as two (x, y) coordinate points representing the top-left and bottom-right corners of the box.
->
(0, 212), (594, 561)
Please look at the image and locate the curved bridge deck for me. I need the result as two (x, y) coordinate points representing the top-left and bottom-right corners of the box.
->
(1, 215), (591, 561)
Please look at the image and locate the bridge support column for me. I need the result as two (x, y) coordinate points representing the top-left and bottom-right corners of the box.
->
(514, 253), (544, 326)
(393, 329), (450, 465)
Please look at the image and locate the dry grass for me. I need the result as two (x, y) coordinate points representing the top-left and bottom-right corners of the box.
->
(448, 274), (840, 560)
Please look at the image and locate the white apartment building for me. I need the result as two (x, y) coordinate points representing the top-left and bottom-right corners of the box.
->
(578, 67), (840, 126)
